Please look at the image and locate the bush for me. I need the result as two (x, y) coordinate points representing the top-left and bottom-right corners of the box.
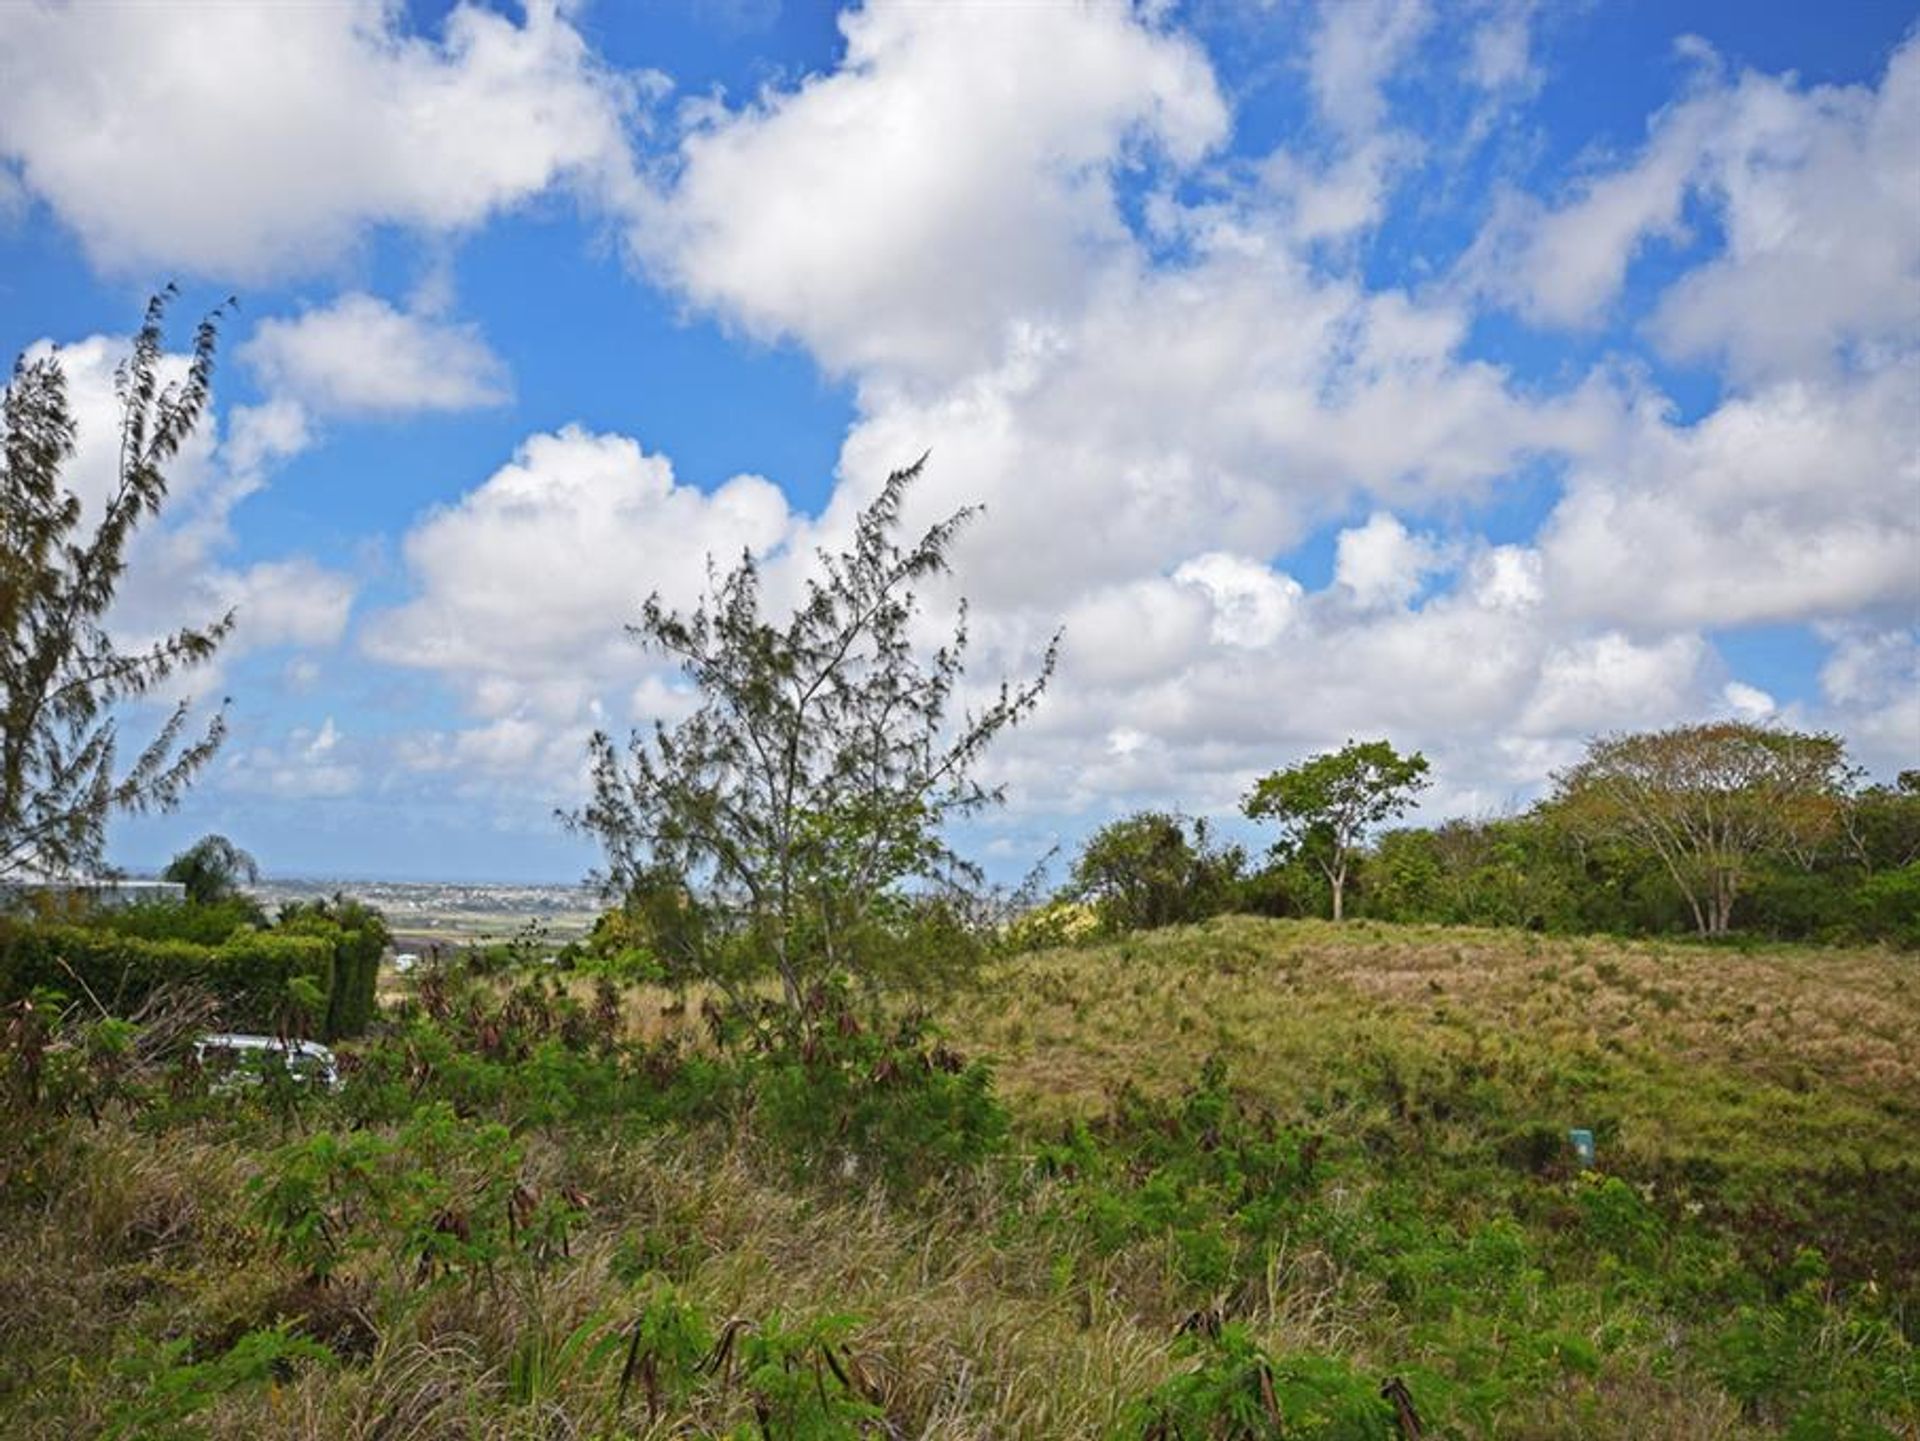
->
(1044, 1057), (1324, 1296)
(1070, 812), (1245, 935)
(106, 1326), (334, 1439)
(251, 1103), (523, 1284)
(1233, 856), (1329, 919)
(749, 988), (1008, 1192)
(1121, 1328), (1400, 1439)
(1851, 862), (1920, 948)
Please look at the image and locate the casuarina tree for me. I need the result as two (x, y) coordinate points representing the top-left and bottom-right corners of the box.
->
(0, 289), (233, 882)
(570, 455), (1056, 1008)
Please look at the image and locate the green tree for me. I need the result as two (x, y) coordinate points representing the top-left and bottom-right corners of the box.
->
(1841, 770), (1920, 876)
(1242, 739), (1430, 921)
(1550, 722), (1849, 938)
(1069, 811), (1243, 933)
(570, 456), (1056, 1009)
(162, 833), (258, 906)
(0, 290), (231, 882)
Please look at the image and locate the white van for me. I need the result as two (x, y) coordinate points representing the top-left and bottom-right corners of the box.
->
(192, 1033), (341, 1091)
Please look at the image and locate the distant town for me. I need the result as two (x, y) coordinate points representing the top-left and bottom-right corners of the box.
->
(240, 877), (603, 947)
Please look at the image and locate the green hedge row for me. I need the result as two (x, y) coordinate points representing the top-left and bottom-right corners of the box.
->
(91, 896), (268, 946)
(0, 921), (336, 1033)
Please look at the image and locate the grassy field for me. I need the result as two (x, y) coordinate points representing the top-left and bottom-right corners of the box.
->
(1, 917), (1914, 1438)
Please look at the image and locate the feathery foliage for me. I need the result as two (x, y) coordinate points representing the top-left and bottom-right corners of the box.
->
(160, 833), (258, 906)
(571, 455), (1056, 1007)
(0, 288), (232, 881)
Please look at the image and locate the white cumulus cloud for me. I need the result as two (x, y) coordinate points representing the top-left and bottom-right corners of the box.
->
(1540, 364), (1920, 629)
(0, 0), (645, 279)
(635, 0), (1227, 383)
(1465, 32), (1920, 372)
(242, 295), (509, 416)
(365, 426), (794, 723)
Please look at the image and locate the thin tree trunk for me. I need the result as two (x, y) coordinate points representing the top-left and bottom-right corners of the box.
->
(1680, 885), (1708, 938)
(1709, 874), (1736, 938)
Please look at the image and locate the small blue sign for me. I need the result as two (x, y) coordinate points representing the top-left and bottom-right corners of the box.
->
(1568, 1128), (1596, 1168)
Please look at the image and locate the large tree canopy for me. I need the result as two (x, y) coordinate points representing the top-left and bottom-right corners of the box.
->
(570, 456), (1055, 1007)
(1243, 739), (1430, 921)
(1550, 722), (1851, 938)
(0, 291), (232, 881)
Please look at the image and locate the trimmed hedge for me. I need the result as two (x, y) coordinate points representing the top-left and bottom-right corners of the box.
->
(280, 918), (382, 1040)
(276, 898), (389, 1040)
(0, 920), (334, 1033)
(91, 896), (267, 946)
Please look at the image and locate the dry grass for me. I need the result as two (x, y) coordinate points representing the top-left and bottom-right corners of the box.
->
(951, 917), (1919, 1167)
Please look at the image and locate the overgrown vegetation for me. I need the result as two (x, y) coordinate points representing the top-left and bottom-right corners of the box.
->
(0, 918), (1912, 1437)
(1054, 746), (1916, 950)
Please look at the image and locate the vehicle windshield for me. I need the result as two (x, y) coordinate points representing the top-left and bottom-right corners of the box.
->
(196, 1041), (333, 1084)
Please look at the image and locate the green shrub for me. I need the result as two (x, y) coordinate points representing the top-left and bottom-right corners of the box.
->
(1708, 1249), (1918, 1436)
(1070, 812), (1245, 934)
(1851, 862), (1920, 948)
(105, 1326), (333, 1440)
(343, 970), (745, 1133)
(611, 1281), (713, 1424)
(571, 944), (665, 985)
(1120, 1328), (1399, 1439)
(251, 1103), (526, 1284)
(750, 987), (1007, 1191)
(1575, 1174), (1666, 1267)
(1045, 1057), (1323, 1298)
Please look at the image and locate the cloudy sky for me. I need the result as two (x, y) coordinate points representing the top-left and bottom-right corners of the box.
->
(1, 0), (1915, 882)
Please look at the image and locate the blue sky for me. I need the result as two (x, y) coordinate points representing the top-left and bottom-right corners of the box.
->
(1, 0), (1915, 882)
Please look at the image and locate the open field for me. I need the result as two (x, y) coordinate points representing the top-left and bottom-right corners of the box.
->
(1, 918), (1914, 1438)
(957, 917), (1918, 1168)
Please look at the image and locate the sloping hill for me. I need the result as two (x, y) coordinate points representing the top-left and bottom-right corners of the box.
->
(961, 916), (1917, 1167)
